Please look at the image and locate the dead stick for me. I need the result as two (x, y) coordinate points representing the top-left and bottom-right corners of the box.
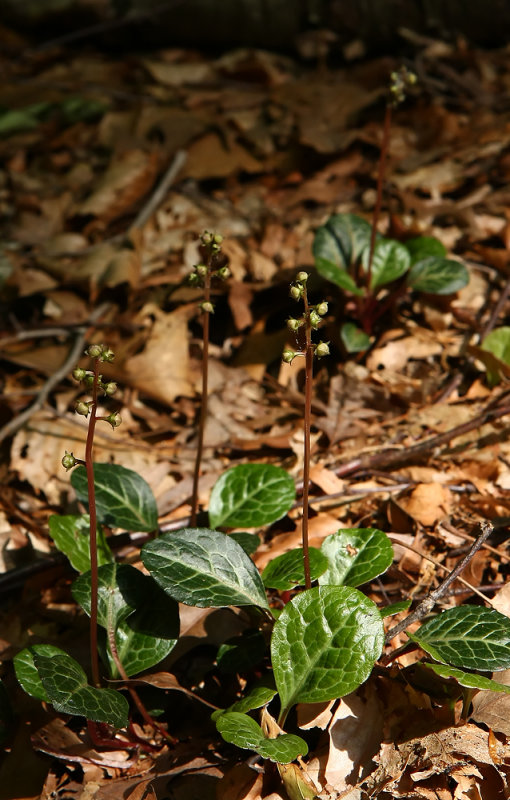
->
(384, 521), (494, 645)
(0, 303), (110, 444)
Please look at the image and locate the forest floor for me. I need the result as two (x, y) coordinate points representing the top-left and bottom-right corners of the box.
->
(1, 23), (510, 800)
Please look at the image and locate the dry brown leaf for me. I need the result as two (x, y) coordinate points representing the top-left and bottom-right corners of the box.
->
(400, 483), (452, 527)
(183, 132), (262, 179)
(77, 149), (160, 225)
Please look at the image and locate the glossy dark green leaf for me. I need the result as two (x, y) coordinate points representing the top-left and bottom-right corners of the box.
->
(362, 239), (410, 289)
(211, 683), (277, 722)
(208, 464), (295, 529)
(33, 650), (129, 728)
(422, 662), (510, 694)
(49, 514), (113, 573)
(71, 463), (158, 531)
(229, 532), (260, 556)
(216, 712), (308, 763)
(216, 630), (267, 673)
(381, 600), (411, 618)
(314, 255), (363, 295)
(14, 644), (63, 701)
(142, 528), (269, 609)
(271, 586), (384, 718)
(319, 528), (393, 587)
(406, 257), (469, 294)
(409, 606), (510, 671)
(340, 322), (371, 354)
(262, 547), (329, 591)
(405, 236), (446, 264)
(72, 563), (179, 678)
(312, 214), (371, 296)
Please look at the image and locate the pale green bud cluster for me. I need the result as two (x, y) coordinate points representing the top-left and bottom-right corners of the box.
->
(390, 66), (417, 107)
(283, 271), (330, 365)
(85, 343), (114, 363)
(188, 231), (229, 289)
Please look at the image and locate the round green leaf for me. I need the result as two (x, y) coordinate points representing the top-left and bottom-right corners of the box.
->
(319, 528), (393, 587)
(423, 662), (510, 695)
(216, 712), (308, 763)
(212, 683), (277, 722)
(271, 586), (384, 716)
(14, 644), (63, 701)
(406, 257), (469, 294)
(340, 322), (371, 354)
(71, 463), (158, 532)
(32, 650), (129, 728)
(262, 547), (329, 591)
(141, 528), (269, 609)
(362, 239), (410, 290)
(409, 606), (510, 671)
(209, 464), (295, 529)
(49, 514), (113, 573)
(312, 214), (371, 296)
(405, 236), (446, 264)
(72, 563), (179, 678)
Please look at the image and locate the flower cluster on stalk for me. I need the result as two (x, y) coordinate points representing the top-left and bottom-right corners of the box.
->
(188, 231), (230, 315)
(62, 344), (121, 471)
(282, 271), (330, 364)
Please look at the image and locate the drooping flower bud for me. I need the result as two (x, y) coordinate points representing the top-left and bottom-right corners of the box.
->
(105, 412), (122, 429)
(86, 344), (103, 359)
(201, 301), (214, 314)
(196, 264), (208, 277)
(315, 341), (330, 358)
(296, 271), (308, 283)
(216, 266), (230, 280)
(290, 284), (303, 301)
(72, 367), (87, 382)
(75, 400), (91, 417)
(104, 382), (117, 396)
(282, 349), (296, 364)
(287, 317), (302, 332)
(309, 309), (321, 328)
(316, 301), (328, 316)
(61, 451), (77, 471)
(100, 347), (115, 363)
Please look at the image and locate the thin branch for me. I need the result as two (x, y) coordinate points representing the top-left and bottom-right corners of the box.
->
(128, 150), (187, 232)
(86, 359), (101, 688)
(301, 288), (313, 590)
(0, 303), (110, 445)
(385, 521), (494, 645)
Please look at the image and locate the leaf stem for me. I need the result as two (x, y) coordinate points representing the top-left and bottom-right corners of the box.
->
(190, 265), (211, 526)
(366, 102), (392, 291)
(301, 289), (313, 591)
(86, 359), (101, 687)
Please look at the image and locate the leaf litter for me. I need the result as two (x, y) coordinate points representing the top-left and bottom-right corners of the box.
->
(1, 23), (510, 800)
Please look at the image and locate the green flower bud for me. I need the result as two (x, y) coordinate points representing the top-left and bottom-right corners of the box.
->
(316, 301), (328, 316)
(86, 344), (103, 359)
(188, 272), (200, 286)
(100, 347), (115, 363)
(196, 264), (208, 277)
(315, 340), (330, 358)
(290, 285), (303, 301)
(282, 349), (296, 364)
(72, 367), (87, 382)
(201, 301), (214, 314)
(75, 400), (91, 417)
(287, 317), (302, 332)
(216, 266), (230, 280)
(84, 373), (95, 386)
(201, 232), (212, 245)
(104, 382), (117, 396)
(296, 271), (308, 283)
(213, 233), (223, 245)
(105, 412), (122, 429)
(309, 310), (321, 328)
(61, 451), (77, 471)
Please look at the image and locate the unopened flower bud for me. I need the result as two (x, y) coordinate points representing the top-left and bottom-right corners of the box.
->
(86, 344), (103, 359)
(309, 310), (321, 328)
(290, 285), (303, 301)
(316, 301), (328, 316)
(61, 451), (77, 471)
(213, 233), (223, 245)
(282, 349), (296, 364)
(188, 272), (199, 286)
(201, 301), (214, 314)
(216, 266), (230, 280)
(296, 271), (308, 283)
(72, 367), (87, 382)
(315, 341), (330, 358)
(105, 412), (122, 429)
(287, 317), (302, 332)
(84, 373), (95, 386)
(100, 347), (115, 363)
(201, 232), (212, 245)
(75, 400), (91, 417)
(196, 264), (208, 277)
(104, 382), (117, 396)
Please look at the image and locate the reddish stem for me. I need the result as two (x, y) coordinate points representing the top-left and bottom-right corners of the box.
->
(301, 291), (313, 590)
(190, 268), (211, 527)
(86, 359), (101, 687)
(366, 102), (392, 292)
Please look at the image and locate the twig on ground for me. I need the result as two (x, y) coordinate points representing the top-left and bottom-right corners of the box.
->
(128, 149), (187, 232)
(0, 303), (110, 445)
(480, 274), (510, 340)
(385, 520), (494, 645)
